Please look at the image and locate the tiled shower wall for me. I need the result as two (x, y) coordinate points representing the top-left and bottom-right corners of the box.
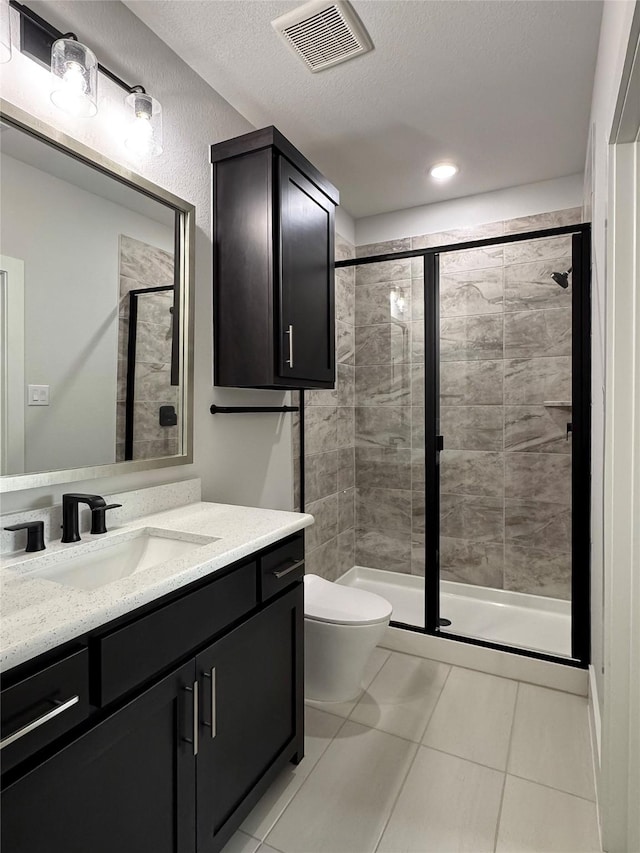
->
(354, 207), (581, 599)
(294, 233), (356, 580)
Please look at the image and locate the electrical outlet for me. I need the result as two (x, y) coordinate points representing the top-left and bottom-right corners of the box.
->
(27, 385), (50, 406)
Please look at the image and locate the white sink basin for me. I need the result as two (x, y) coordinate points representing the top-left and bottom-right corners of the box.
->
(16, 528), (218, 591)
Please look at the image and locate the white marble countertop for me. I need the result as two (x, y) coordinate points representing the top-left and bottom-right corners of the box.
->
(1, 501), (313, 671)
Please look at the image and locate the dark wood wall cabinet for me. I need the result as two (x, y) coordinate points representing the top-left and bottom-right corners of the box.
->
(211, 126), (340, 390)
(1, 531), (305, 853)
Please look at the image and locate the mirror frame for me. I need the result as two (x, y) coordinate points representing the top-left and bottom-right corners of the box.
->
(0, 99), (195, 492)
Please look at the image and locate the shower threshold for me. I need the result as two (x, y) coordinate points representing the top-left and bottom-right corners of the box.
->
(337, 566), (571, 658)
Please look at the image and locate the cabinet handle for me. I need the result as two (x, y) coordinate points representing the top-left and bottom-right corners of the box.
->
(273, 558), (305, 579)
(183, 682), (199, 756)
(0, 695), (79, 750)
(203, 668), (216, 739)
(285, 324), (294, 368)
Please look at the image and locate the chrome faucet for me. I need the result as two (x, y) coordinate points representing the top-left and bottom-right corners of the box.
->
(61, 493), (121, 543)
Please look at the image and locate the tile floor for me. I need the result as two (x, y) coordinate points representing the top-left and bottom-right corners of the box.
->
(222, 648), (601, 853)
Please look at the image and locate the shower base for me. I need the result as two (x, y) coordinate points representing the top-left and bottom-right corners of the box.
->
(337, 566), (571, 658)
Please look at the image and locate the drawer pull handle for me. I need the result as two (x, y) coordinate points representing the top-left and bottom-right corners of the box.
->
(0, 695), (79, 750)
(285, 324), (294, 369)
(183, 682), (199, 756)
(203, 668), (216, 739)
(273, 558), (304, 580)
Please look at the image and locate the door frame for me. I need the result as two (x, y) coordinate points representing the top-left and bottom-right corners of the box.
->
(335, 221), (592, 667)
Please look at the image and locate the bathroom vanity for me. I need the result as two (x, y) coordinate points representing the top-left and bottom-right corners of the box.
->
(1, 499), (312, 853)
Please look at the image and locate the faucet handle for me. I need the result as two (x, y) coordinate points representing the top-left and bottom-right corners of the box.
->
(90, 504), (122, 535)
(4, 521), (46, 553)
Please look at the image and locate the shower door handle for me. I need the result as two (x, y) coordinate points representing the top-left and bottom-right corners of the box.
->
(566, 423), (573, 440)
(436, 435), (444, 452)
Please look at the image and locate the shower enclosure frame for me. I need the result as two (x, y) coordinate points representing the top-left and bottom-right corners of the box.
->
(334, 222), (592, 669)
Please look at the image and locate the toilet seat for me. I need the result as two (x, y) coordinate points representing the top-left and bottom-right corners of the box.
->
(304, 574), (393, 626)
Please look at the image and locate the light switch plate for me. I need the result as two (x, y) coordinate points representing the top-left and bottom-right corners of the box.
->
(28, 385), (50, 406)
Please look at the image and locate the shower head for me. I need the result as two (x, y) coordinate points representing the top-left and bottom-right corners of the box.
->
(550, 268), (571, 289)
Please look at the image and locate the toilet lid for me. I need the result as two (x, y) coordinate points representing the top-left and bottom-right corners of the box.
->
(304, 574), (393, 626)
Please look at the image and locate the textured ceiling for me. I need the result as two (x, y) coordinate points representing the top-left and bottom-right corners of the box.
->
(126, 0), (603, 218)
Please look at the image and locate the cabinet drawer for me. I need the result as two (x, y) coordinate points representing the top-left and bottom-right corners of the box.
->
(1, 646), (90, 774)
(94, 561), (257, 707)
(260, 534), (304, 602)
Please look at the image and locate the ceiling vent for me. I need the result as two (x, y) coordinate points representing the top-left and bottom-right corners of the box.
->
(271, 0), (373, 73)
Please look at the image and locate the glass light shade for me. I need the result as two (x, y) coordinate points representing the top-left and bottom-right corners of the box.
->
(50, 38), (98, 117)
(124, 92), (163, 157)
(0, 0), (12, 64)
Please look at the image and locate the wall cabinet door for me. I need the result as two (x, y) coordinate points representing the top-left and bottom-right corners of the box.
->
(278, 158), (335, 385)
(196, 585), (303, 853)
(1, 661), (197, 853)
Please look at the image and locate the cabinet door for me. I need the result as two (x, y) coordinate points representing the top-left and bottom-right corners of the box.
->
(196, 585), (304, 852)
(2, 660), (197, 853)
(278, 157), (335, 386)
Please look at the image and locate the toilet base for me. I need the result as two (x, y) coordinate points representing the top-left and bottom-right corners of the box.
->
(304, 617), (389, 703)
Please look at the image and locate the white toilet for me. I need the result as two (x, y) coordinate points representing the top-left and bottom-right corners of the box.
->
(304, 574), (393, 702)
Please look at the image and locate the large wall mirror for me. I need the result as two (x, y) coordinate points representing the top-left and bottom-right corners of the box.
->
(0, 101), (194, 491)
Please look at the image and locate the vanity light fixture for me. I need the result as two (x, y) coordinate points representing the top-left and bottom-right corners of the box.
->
(429, 162), (459, 181)
(8, 1), (164, 155)
(125, 89), (163, 157)
(50, 37), (98, 117)
(0, 0), (12, 63)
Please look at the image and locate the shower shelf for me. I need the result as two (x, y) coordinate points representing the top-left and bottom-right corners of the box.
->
(543, 401), (572, 407)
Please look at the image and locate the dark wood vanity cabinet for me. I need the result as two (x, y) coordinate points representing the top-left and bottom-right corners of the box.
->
(1, 533), (305, 853)
(211, 126), (339, 389)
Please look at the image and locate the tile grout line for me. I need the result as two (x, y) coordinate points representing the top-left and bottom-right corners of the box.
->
(493, 680), (520, 852)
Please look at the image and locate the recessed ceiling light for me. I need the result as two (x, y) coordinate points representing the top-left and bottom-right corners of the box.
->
(430, 162), (459, 181)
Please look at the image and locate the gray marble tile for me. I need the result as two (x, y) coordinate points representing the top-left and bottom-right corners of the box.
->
(440, 537), (504, 589)
(411, 407), (424, 457)
(504, 357), (571, 405)
(355, 259), (412, 285)
(304, 450), (339, 504)
(411, 257), (425, 278)
(356, 529), (411, 573)
(137, 290), (174, 326)
(440, 450), (504, 497)
(504, 405), (571, 453)
(412, 221), (505, 251)
(440, 360), (503, 406)
(136, 321), (172, 364)
(132, 437), (179, 460)
(504, 453), (572, 504)
(305, 384), (339, 406)
(118, 317), (129, 361)
(305, 537), (338, 581)
(337, 447), (355, 491)
(440, 314), (504, 362)
(411, 491), (425, 534)
(133, 402), (179, 443)
(134, 363), (178, 404)
(411, 278), (424, 321)
(305, 493), (338, 553)
(336, 321), (354, 365)
(505, 499), (571, 553)
(337, 529), (356, 576)
(411, 457), (425, 491)
(335, 234), (355, 261)
(336, 407), (355, 449)
(355, 282), (411, 327)
(439, 244), (503, 274)
(411, 534), (426, 576)
(502, 207), (582, 235)
(115, 442), (125, 463)
(338, 488), (355, 533)
(117, 360), (127, 402)
(356, 238), (411, 258)
(440, 494), (504, 543)
(504, 260), (573, 312)
(355, 407), (411, 448)
(355, 324), (410, 365)
(439, 268), (503, 317)
(411, 320), (424, 363)
(440, 406), (503, 451)
(120, 234), (174, 285)
(411, 364), (425, 406)
(293, 464), (300, 513)
(337, 364), (355, 408)
(355, 447), (412, 490)
(356, 488), (412, 532)
(503, 234), (572, 265)
(355, 364), (411, 407)
(305, 406), (338, 454)
(504, 545), (571, 599)
(335, 268), (355, 325)
(504, 308), (571, 358)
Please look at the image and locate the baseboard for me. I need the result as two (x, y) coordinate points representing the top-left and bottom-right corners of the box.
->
(380, 625), (588, 696)
(588, 665), (604, 850)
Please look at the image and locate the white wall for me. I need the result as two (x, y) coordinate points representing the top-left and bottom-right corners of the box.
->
(335, 206), (355, 244)
(0, 0), (296, 513)
(356, 173), (584, 246)
(1, 151), (173, 473)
